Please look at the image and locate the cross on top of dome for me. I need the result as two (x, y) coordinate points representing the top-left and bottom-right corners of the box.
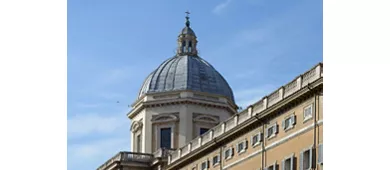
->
(185, 11), (190, 27)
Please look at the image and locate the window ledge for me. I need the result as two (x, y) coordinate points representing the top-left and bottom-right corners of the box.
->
(284, 125), (294, 132)
(252, 142), (261, 148)
(225, 156), (233, 161)
(303, 116), (313, 123)
(213, 163), (220, 167)
(267, 134), (277, 140)
(238, 150), (246, 155)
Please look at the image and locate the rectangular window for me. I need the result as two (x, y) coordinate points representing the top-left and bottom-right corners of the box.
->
(268, 127), (274, 137)
(212, 155), (220, 166)
(251, 134), (259, 146)
(285, 118), (291, 128)
(160, 128), (171, 149)
(303, 150), (310, 169)
(224, 149), (230, 159)
(300, 147), (314, 170)
(284, 158), (292, 170)
(283, 114), (296, 131)
(200, 128), (209, 135)
(136, 134), (141, 152)
(267, 123), (278, 139)
(238, 143), (244, 152)
(201, 160), (209, 170)
(224, 147), (233, 160)
(267, 163), (277, 170)
(237, 140), (248, 154)
(283, 155), (294, 170)
(303, 104), (313, 121)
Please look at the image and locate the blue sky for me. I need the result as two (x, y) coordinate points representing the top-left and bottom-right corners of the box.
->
(67, 0), (322, 169)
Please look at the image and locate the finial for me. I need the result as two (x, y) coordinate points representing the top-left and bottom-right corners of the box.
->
(185, 11), (190, 27)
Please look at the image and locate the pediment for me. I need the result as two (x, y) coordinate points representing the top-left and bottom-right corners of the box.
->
(151, 114), (179, 123)
(193, 115), (219, 124)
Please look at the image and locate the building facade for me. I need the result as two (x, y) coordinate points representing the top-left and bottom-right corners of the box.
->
(97, 15), (323, 170)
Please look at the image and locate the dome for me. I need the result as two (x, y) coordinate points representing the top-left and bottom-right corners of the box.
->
(181, 27), (196, 36)
(138, 55), (235, 102)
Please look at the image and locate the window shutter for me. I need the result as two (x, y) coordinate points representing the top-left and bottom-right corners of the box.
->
(236, 143), (239, 152)
(245, 140), (248, 149)
(231, 148), (234, 156)
(309, 105), (313, 115)
(218, 155), (221, 163)
(299, 151), (303, 170)
(274, 124), (279, 134)
(225, 149), (229, 159)
(260, 133), (263, 142)
(309, 148), (315, 169)
(273, 163), (277, 170)
(265, 127), (269, 138)
(318, 144), (323, 164)
(251, 135), (254, 146)
(207, 160), (210, 168)
(290, 155), (295, 170)
(282, 159), (285, 170)
(282, 119), (286, 130)
(292, 115), (296, 125)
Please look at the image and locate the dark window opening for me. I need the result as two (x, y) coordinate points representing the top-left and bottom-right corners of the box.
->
(160, 128), (171, 149)
(200, 128), (209, 135)
(182, 41), (186, 53)
(188, 41), (192, 52)
(136, 134), (142, 152)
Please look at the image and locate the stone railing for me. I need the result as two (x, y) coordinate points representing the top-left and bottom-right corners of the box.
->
(167, 63), (323, 165)
(224, 115), (238, 131)
(267, 88), (283, 107)
(252, 99), (266, 114)
(170, 150), (180, 163)
(302, 64), (321, 87)
(201, 130), (213, 145)
(284, 77), (301, 97)
(212, 122), (225, 138)
(190, 136), (201, 150)
(181, 143), (191, 157)
(153, 148), (175, 158)
(238, 109), (250, 124)
(98, 152), (154, 170)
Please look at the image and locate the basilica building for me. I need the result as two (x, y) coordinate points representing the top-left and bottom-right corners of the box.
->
(97, 14), (323, 170)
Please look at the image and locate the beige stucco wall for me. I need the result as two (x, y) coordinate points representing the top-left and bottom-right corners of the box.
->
(171, 94), (323, 170)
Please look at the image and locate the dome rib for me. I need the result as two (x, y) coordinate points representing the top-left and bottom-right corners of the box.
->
(151, 57), (176, 91)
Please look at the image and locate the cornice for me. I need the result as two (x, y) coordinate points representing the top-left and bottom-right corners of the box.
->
(131, 90), (238, 109)
(127, 97), (237, 119)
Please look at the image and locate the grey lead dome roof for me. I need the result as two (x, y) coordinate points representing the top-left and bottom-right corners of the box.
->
(138, 55), (235, 102)
(181, 27), (196, 36)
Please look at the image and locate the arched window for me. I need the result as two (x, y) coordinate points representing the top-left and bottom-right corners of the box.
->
(182, 41), (186, 53)
(188, 41), (192, 52)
